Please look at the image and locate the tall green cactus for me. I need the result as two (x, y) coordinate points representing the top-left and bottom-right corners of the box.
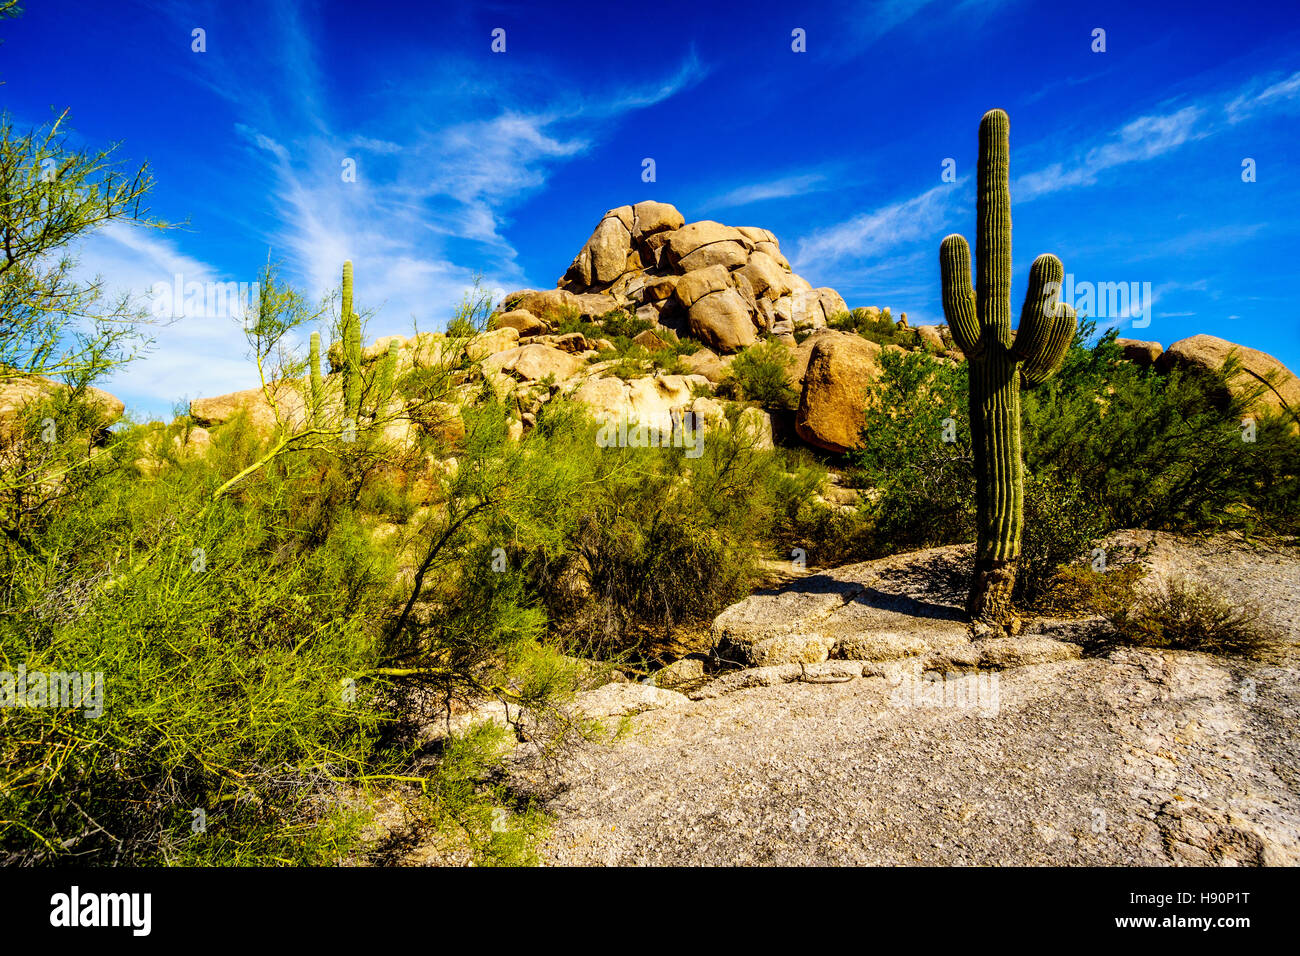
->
(939, 109), (1077, 627)
(308, 330), (323, 424)
(340, 260), (362, 421)
(374, 338), (399, 415)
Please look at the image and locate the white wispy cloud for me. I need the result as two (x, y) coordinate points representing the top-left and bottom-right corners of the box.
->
(704, 173), (830, 211)
(790, 182), (960, 273)
(76, 224), (259, 414)
(1015, 106), (1205, 201)
(1227, 70), (1300, 123)
(89, 1), (705, 416)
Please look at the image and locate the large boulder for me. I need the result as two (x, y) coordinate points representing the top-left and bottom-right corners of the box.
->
(483, 343), (587, 384)
(0, 376), (125, 441)
(680, 347), (731, 383)
(586, 212), (634, 285)
(794, 332), (882, 453)
(569, 372), (711, 436)
(190, 381), (308, 433)
(493, 309), (548, 337)
(687, 288), (757, 353)
(529, 203), (847, 354)
(632, 200), (685, 237)
(1115, 338), (1163, 367)
(500, 289), (580, 323)
(1157, 334), (1299, 423)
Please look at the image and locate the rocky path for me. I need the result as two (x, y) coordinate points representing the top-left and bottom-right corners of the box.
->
(507, 533), (1300, 866)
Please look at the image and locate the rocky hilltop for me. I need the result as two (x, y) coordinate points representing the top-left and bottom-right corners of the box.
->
(504, 201), (847, 352)
(4, 204), (1298, 462)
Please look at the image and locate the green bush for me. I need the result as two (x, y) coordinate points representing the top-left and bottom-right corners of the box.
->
(849, 327), (1300, 572)
(1022, 325), (1300, 535)
(528, 399), (804, 658)
(718, 340), (799, 410)
(829, 308), (921, 349)
(1014, 474), (1107, 608)
(848, 348), (974, 554)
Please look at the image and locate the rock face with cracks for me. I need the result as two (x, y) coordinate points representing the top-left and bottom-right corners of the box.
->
(410, 533), (1300, 867)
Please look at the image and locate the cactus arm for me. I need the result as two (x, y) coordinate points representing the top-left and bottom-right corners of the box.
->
(940, 234), (983, 358)
(1013, 253), (1077, 386)
(1020, 301), (1077, 388)
(976, 109), (1013, 351)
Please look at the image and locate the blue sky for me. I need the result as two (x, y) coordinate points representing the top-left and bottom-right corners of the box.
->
(3, 0), (1298, 418)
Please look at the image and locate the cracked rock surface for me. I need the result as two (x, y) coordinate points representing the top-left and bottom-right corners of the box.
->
(505, 534), (1300, 865)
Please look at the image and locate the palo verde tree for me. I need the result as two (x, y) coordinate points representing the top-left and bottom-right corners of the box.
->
(939, 108), (1077, 628)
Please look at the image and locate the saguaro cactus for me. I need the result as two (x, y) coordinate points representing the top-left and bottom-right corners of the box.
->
(308, 331), (323, 423)
(340, 260), (363, 420)
(373, 338), (399, 415)
(939, 109), (1077, 627)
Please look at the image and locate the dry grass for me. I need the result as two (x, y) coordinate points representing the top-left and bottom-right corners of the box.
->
(1109, 574), (1279, 660)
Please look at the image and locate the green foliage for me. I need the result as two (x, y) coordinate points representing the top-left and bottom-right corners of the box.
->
(829, 308), (920, 349)
(1035, 561), (1146, 616)
(848, 327), (1300, 604)
(849, 348), (974, 554)
(527, 399), (801, 658)
(0, 110), (160, 387)
(1023, 326), (1300, 535)
(718, 340), (798, 410)
(1014, 474), (1107, 607)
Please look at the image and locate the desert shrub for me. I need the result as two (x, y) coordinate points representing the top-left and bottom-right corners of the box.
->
(849, 348), (974, 553)
(718, 340), (798, 410)
(0, 372), (590, 867)
(1023, 325), (1300, 535)
(0, 420), (395, 865)
(1108, 576), (1277, 659)
(556, 309), (654, 349)
(829, 308), (921, 349)
(529, 400), (798, 658)
(594, 308), (651, 340)
(849, 326), (1300, 575)
(1014, 474), (1108, 608)
(1035, 561), (1147, 616)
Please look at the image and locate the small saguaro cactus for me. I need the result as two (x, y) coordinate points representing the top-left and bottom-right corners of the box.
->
(308, 330), (323, 423)
(340, 260), (363, 420)
(939, 108), (1077, 627)
(373, 338), (399, 414)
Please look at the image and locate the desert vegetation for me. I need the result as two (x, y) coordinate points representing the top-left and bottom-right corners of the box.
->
(4, 50), (1299, 870)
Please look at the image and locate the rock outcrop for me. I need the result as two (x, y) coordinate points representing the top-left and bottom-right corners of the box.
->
(0, 376), (125, 441)
(1115, 337), (1163, 367)
(501, 203), (847, 354)
(794, 332), (882, 453)
(1157, 333), (1300, 424)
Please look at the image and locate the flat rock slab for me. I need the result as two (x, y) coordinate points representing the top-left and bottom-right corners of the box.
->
(712, 545), (984, 668)
(503, 535), (1300, 866)
(513, 648), (1300, 866)
(572, 682), (690, 720)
